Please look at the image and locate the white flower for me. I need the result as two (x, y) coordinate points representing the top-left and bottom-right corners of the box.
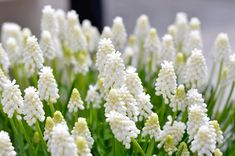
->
(0, 131), (16, 156)
(185, 30), (203, 54)
(71, 117), (94, 149)
(175, 12), (189, 50)
(67, 10), (79, 28)
(73, 50), (91, 75)
(144, 28), (161, 73)
(5, 37), (21, 65)
(1, 80), (24, 119)
(38, 66), (59, 103)
(186, 49), (207, 88)
(1, 22), (22, 47)
(23, 36), (44, 76)
(226, 54), (235, 81)
(191, 125), (216, 156)
(187, 104), (209, 141)
(111, 17), (127, 51)
(106, 111), (140, 149)
(189, 17), (201, 31)
(122, 46), (134, 65)
(136, 93), (153, 121)
(158, 116), (186, 147)
(68, 88), (84, 112)
(0, 44), (10, 72)
(186, 89), (207, 112)
(175, 53), (187, 84)
(102, 51), (126, 94)
(50, 124), (77, 156)
(213, 33), (232, 62)
(214, 148), (223, 156)
(23, 87), (45, 126)
(142, 113), (161, 140)
(44, 116), (55, 142)
(134, 14), (150, 43)
(101, 26), (112, 39)
(170, 84), (187, 112)
(160, 34), (176, 63)
(75, 136), (92, 156)
(155, 61), (177, 104)
(55, 9), (67, 41)
(210, 120), (223, 144)
(167, 24), (177, 40)
(85, 84), (102, 109)
(41, 5), (58, 36)
(0, 68), (10, 91)
(40, 31), (56, 60)
(96, 38), (115, 76)
(125, 66), (143, 95)
(105, 86), (139, 122)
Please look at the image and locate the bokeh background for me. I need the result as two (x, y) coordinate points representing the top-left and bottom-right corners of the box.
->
(0, 0), (235, 65)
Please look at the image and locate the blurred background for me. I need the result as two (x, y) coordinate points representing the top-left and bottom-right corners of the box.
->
(0, 0), (235, 60)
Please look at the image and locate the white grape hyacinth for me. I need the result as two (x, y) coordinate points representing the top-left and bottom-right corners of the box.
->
(38, 66), (59, 103)
(185, 30), (203, 54)
(187, 89), (207, 112)
(191, 125), (216, 156)
(50, 124), (78, 156)
(213, 33), (232, 62)
(190, 17), (201, 31)
(75, 136), (92, 156)
(226, 54), (235, 82)
(186, 49), (207, 88)
(187, 104), (209, 141)
(0, 131), (16, 156)
(210, 120), (223, 144)
(101, 26), (112, 39)
(170, 84), (187, 112)
(40, 30), (56, 60)
(1, 80), (24, 119)
(23, 87), (45, 126)
(134, 14), (151, 43)
(23, 36), (44, 76)
(96, 38), (115, 76)
(111, 16), (127, 51)
(136, 93), (153, 121)
(105, 86), (139, 122)
(0, 68), (10, 91)
(0, 44), (10, 72)
(106, 111), (140, 149)
(5, 37), (21, 65)
(85, 84), (102, 109)
(72, 117), (94, 149)
(68, 88), (84, 112)
(142, 113), (161, 140)
(41, 5), (58, 36)
(55, 9), (66, 41)
(155, 61), (177, 104)
(160, 34), (176, 63)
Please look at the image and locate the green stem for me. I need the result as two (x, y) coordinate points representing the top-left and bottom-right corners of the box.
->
(131, 138), (145, 156)
(215, 60), (224, 93)
(146, 139), (155, 156)
(171, 111), (178, 125)
(49, 101), (55, 115)
(35, 121), (48, 156)
(115, 139), (121, 156)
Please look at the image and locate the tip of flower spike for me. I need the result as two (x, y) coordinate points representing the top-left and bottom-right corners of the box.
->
(176, 52), (185, 64)
(214, 148), (223, 156)
(113, 16), (123, 25)
(41, 30), (52, 42)
(190, 17), (201, 30)
(67, 10), (79, 24)
(75, 118), (87, 130)
(45, 117), (54, 131)
(42, 5), (54, 14)
(175, 85), (186, 97)
(53, 111), (64, 124)
(162, 34), (173, 46)
(149, 28), (157, 38)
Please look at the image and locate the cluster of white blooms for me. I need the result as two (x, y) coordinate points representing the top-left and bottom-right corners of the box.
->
(40, 30), (56, 60)
(144, 28), (161, 73)
(72, 117), (94, 149)
(122, 46), (134, 65)
(96, 38), (115, 76)
(189, 17), (201, 31)
(23, 87), (45, 126)
(1, 80), (24, 119)
(210, 120), (223, 144)
(1, 22), (22, 47)
(158, 116), (186, 155)
(75, 136), (92, 156)
(0, 68), (10, 90)
(101, 26), (112, 39)
(0, 131), (16, 156)
(111, 17), (127, 51)
(160, 34), (176, 63)
(155, 61), (177, 104)
(23, 36), (44, 76)
(102, 51), (126, 94)
(186, 89), (207, 112)
(55, 9), (66, 41)
(38, 66), (59, 103)
(0, 44), (10, 72)
(68, 88), (84, 112)
(170, 84), (187, 112)
(85, 84), (102, 109)
(50, 124), (77, 156)
(105, 86), (139, 122)
(106, 111), (140, 149)
(5, 37), (21, 65)
(187, 104), (209, 141)
(185, 30), (203, 53)
(213, 33), (232, 62)
(142, 113), (161, 140)
(226, 54), (235, 81)
(191, 125), (216, 156)
(186, 49), (207, 88)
